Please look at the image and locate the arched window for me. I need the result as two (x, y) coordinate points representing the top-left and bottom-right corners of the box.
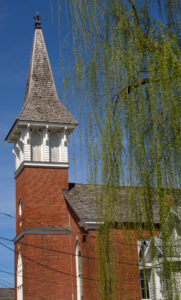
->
(19, 200), (22, 216)
(76, 242), (83, 300)
(17, 253), (23, 300)
(31, 131), (41, 161)
(49, 132), (59, 162)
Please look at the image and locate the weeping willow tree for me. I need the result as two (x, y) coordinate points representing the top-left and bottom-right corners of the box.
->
(59, 0), (181, 299)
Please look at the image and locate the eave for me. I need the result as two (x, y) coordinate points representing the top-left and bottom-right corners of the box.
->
(6, 119), (76, 143)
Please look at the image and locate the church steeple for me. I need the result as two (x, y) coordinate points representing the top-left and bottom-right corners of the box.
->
(6, 15), (79, 300)
(19, 13), (77, 125)
(6, 14), (78, 176)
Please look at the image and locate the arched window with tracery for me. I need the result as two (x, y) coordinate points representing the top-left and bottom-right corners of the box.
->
(17, 253), (23, 300)
(76, 242), (83, 300)
(49, 132), (59, 162)
(31, 131), (41, 161)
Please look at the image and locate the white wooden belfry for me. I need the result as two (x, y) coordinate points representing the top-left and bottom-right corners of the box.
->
(11, 125), (69, 173)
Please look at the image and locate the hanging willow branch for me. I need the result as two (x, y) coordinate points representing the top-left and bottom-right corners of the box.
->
(60, 0), (181, 299)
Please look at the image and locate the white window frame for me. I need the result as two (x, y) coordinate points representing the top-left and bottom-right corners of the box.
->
(139, 268), (151, 300)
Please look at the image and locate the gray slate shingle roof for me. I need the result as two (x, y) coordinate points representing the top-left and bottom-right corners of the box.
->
(63, 184), (181, 225)
(63, 184), (99, 222)
(18, 28), (78, 125)
(0, 288), (14, 300)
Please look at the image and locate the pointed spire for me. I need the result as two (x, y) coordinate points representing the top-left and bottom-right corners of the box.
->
(33, 12), (41, 29)
(17, 16), (78, 125)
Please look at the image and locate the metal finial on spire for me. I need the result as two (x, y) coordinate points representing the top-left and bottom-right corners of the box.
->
(33, 12), (41, 29)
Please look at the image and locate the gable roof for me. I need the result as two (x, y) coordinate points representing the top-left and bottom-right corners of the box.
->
(62, 184), (166, 225)
(63, 184), (181, 227)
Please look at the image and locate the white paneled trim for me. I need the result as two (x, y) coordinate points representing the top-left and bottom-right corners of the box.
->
(61, 131), (68, 163)
(31, 130), (42, 161)
(42, 128), (49, 161)
(13, 144), (20, 170)
(58, 132), (62, 162)
(23, 128), (31, 161)
(18, 138), (24, 166)
(49, 131), (60, 162)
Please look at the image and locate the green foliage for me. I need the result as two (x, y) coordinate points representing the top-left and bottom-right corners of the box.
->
(60, 0), (181, 298)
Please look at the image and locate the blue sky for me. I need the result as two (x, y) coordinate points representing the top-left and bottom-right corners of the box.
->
(0, 0), (174, 289)
(0, 0), (85, 287)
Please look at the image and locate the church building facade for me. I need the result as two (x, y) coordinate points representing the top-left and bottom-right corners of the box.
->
(6, 13), (168, 300)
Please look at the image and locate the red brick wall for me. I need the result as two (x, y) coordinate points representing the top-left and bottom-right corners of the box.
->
(113, 229), (142, 300)
(66, 219), (160, 300)
(14, 167), (159, 300)
(16, 167), (69, 234)
(15, 167), (76, 300)
(15, 234), (78, 300)
(15, 167), (98, 300)
(68, 206), (97, 300)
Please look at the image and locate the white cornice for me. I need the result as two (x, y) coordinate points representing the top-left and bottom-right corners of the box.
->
(6, 120), (75, 143)
(14, 161), (69, 178)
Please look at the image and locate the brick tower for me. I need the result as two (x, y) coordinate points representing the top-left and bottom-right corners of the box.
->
(6, 13), (78, 300)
